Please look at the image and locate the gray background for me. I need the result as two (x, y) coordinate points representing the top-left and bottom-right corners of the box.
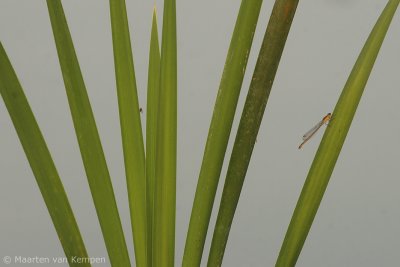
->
(1, 1), (399, 266)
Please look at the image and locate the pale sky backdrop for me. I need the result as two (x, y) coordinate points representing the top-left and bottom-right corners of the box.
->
(1, 1), (399, 266)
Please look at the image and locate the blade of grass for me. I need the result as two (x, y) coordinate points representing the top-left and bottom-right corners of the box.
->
(276, 1), (399, 266)
(46, 1), (131, 265)
(109, 0), (147, 266)
(153, 0), (177, 266)
(146, 8), (161, 267)
(0, 43), (90, 267)
(182, 1), (263, 266)
(207, 1), (299, 266)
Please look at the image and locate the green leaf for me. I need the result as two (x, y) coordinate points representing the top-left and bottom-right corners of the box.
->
(182, 1), (263, 266)
(146, 8), (161, 267)
(207, 1), (299, 266)
(276, 1), (400, 266)
(153, 0), (177, 266)
(46, 1), (131, 265)
(109, 0), (147, 266)
(0, 43), (90, 267)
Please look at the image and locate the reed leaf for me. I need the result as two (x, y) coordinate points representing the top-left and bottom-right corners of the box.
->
(146, 8), (161, 267)
(0, 43), (90, 267)
(153, 0), (177, 266)
(109, 0), (147, 265)
(46, 1), (131, 265)
(276, 1), (399, 266)
(182, 1), (263, 266)
(207, 1), (299, 266)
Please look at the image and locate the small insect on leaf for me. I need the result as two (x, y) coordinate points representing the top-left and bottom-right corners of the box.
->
(298, 113), (331, 149)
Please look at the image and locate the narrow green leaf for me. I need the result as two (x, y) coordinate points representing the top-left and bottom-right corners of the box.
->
(276, 1), (399, 266)
(109, 0), (147, 266)
(207, 1), (299, 266)
(46, 1), (131, 266)
(153, 0), (177, 266)
(146, 8), (161, 267)
(0, 43), (90, 267)
(182, 1), (263, 266)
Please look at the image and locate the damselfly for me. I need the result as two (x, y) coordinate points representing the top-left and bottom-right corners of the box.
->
(298, 113), (332, 149)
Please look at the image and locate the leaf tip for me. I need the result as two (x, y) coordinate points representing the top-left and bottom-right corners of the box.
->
(153, 4), (157, 16)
